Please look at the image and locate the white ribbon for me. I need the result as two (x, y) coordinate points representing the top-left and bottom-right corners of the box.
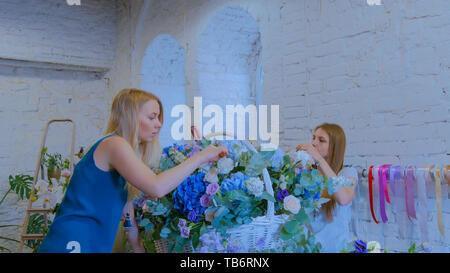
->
(416, 167), (429, 244)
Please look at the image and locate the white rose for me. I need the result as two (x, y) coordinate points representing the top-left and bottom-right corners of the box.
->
(367, 241), (381, 253)
(283, 195), (301, 214)
(217, 157), (234, 175)
(205, 168), (219, 184)
(295, 150), (314, 167)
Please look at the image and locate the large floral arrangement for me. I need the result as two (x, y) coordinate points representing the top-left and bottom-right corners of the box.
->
(265, 150), (333, 252)
(134, 138), (276, 253)
(133, 139), (351, 253)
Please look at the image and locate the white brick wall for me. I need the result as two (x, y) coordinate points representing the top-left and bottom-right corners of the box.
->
(0, 0), (116, 70)
(280, 0), (449, 252)
(0, 0), (115, 252)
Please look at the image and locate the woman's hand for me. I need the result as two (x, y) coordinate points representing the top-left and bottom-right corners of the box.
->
(296, 142), (323, 162)
(197, 145), (228, 164)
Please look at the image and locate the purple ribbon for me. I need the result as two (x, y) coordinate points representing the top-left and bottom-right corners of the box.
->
(404, 165), (417, 220)
(378, 165), (388, 223)
(389, 165), (402, 196)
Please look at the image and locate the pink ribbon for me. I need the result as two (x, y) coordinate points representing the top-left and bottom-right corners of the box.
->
(404, 165), (417, 220)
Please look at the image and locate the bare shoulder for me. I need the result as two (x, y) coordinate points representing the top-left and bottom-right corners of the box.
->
(94, 135), (132, 171)
(101, 135), (129, 148)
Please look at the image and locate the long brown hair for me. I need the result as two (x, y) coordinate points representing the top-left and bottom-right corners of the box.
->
(315, 123), (346, 221)
(105, 88), (164, 200)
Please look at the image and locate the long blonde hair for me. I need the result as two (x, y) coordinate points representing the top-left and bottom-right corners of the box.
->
(105, 88), (164, 200)
(315, 123), (346, 222)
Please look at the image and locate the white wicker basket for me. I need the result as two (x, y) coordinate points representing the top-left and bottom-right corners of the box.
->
(154, 136), (290, 253)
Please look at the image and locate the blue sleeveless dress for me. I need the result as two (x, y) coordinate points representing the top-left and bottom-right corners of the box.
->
(309, 167), (358, 253)
(38, 134), (128, 253)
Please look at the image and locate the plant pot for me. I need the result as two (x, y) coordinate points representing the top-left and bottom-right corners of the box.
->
(47, 167), (61, 182)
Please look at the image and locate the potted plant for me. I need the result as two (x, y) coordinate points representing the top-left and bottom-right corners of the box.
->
(41, 147), (64, 182)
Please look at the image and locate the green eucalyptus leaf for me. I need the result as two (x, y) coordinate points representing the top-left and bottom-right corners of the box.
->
(260, 192), (276, 203)
(280, 228), (293, 241)
(284, 220), (299, 234)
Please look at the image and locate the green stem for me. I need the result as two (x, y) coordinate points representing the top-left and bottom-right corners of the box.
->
(0, 188), (12, 206)
(0, 236), (20, 243)
(0, 225), (22, 228)
(0, 236), (35, 250)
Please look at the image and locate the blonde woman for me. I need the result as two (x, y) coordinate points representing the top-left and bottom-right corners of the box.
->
(38, 88), (228, 253)
(296, 123), (358, 253)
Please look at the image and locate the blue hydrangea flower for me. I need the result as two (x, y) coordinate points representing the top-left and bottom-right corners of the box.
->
(220, 172), (249, 194)
(172, 173), (208, 220)
(270, 148), (285, 171)
(300, 188), (321, 200)
(220, 140), (247, 162)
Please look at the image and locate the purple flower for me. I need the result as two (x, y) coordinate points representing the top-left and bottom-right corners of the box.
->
(180, 226), (190, 239)
(137, 198), (146, 208)
(227, 241), (240, 253)
(206, 183), (219, 195)
(178, 219), (187, 229)
(352, 240), (367, 253)
(200, 194), (211, 207)
(188, 209), (200, 223)
(276, 189), (290, 202)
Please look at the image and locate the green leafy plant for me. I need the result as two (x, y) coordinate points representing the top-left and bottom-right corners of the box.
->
(41, 147), (64, 180)
(1, 148), (72, 252)
(25, 213), (52, 253)
(0, 174), (33, 205)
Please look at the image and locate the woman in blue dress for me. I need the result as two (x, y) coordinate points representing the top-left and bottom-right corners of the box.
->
(296, 123), (358, 253)
(38, 88), (228, 253)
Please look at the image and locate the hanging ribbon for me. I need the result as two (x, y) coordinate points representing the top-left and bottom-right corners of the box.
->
(378, 165), (388, 223)
(383, 164), (391, 204)
(389, 165), (400, 223)
(433, 166), (444, 236)
(368, 165), (379, 224)
(389, 165), (396, 196)
(392, 165), (405, 238)
(404, 165), (417, 221)
(390, 165), (402, 196)
(416, 166), (431, 243)
(446, 165), (450, 199)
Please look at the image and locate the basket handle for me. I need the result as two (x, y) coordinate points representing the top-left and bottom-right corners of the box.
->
(240, 140), (275, 219)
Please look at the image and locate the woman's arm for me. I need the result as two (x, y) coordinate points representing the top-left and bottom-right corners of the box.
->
(104, 136), (227, 199)
(316, 157), (357, 206)
(123, 201), (146, 253)
(296, 143), (357, 206)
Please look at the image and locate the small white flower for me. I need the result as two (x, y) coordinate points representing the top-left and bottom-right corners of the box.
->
(35, 179), (49, 195)
(367, 241), (381, 253)
(280, 182), (287, 190)
(245, 177), (265, 197)
(283, 195), (301, 214)
(217, 157), (234, 175)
